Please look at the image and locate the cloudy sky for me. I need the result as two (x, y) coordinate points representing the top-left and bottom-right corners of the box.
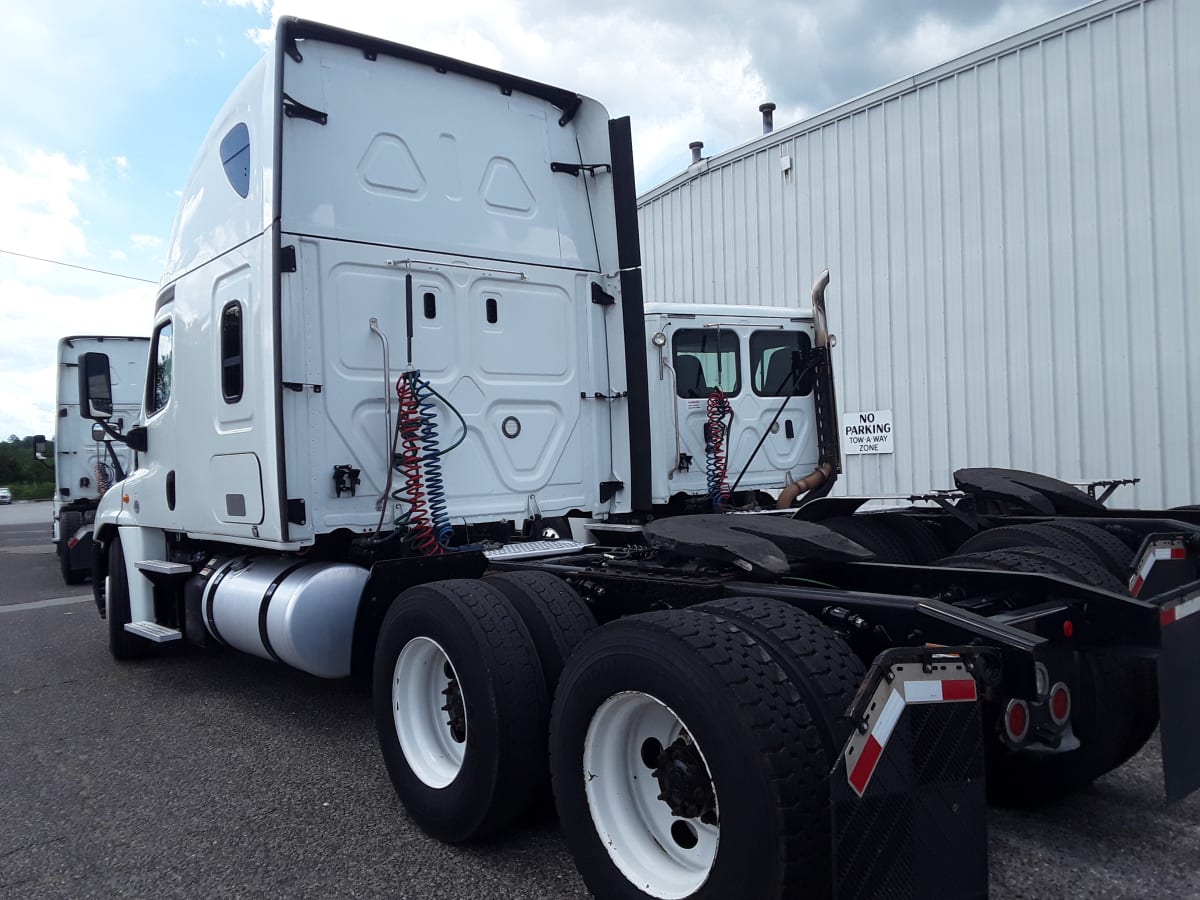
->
(0, 0), (1080, 439)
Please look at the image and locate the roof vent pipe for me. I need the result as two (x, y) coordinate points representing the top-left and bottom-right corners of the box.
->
(760, 102), (776, 135)
(689, 141), (704, 164)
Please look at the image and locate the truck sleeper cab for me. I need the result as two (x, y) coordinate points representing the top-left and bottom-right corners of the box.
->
(44, 335), (149, 584)
(76, 18), (1200, 900)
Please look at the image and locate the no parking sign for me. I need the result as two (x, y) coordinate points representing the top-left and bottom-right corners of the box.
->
(842, 410), (894, 455)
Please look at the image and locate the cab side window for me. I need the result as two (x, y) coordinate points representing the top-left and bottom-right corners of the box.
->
(672, 329), (740, 398)
(147, 320), (174, 416)
(750, 330), (813, 397)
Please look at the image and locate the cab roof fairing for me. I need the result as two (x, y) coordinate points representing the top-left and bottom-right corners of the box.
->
(159, 17), (617, 288)
(161, 55), (276, 289)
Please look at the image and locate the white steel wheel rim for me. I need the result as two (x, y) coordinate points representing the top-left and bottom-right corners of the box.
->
(583, 691), (720, 899)
(392, 636), (467, 789)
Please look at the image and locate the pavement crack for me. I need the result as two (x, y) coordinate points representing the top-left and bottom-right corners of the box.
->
(0, 834), (67, 862)
(5, 677), (89, 697)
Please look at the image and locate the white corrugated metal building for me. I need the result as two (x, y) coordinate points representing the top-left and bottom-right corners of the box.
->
(637, 0), (1199, 508)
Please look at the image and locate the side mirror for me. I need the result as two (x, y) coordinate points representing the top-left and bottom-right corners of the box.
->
(78, 352), (113, 419)
(32, 434), (47, 461)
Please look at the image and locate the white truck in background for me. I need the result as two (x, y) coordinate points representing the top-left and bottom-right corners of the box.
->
(71, 18), (1200, 900)
(38, 336), (148, 584)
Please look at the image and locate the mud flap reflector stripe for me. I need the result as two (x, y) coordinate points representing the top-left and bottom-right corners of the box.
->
(1161, 593), (1200, 626)
(848, 689), (904, 794)
(1131, 542), (1188, 597)
(847, 677), (977, 797)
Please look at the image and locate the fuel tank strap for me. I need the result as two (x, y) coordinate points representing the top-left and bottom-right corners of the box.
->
(205, 561), (237, 646)
(258, 562), (310, 664)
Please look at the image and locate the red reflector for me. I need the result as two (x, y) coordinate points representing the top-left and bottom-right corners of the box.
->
(68, 538), (79, 549)
(1170, 548), (1187, 559)
(1062, 620), (1074, 638)
(848, 735), (884, 795)
(1049, 683), (1071, 724)
(1161, 607), (1177, 626)
(941, 679), (977, 701)
(1005, 700), (1029, 742)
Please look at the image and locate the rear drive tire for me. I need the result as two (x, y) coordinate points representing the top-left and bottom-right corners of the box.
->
(1040, 521), (1135, 580)
(484, 570), (597, 693)
(939, 546), (1125, 594)
(551, 609), (832, 899)
(373, 579), (548, 842)
(873, 513), (951, 563)
(936, 549), (1150, 805)
(954, 524), (1109, 577)
(985, 652), (1141, 808)
(821, 515), (917, 563)
(696, 596), (864, 756)
(106, 533), (151, 660)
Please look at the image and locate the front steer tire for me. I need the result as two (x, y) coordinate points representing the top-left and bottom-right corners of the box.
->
(372, 579), (548, 843)
(106, 533), (151, 661)
(550, 608), (832, 900)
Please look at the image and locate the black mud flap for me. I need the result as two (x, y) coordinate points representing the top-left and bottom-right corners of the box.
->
(68, 525), (94, 572)
(1156, 582), (1200, 802)
(832, 648), (992, 900)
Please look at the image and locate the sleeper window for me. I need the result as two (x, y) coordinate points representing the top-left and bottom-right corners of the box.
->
(219, 123), (250, 198)
(220, 302), (244, 403)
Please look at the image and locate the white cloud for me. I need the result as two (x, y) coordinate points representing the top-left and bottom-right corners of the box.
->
(110, 249), (129, 261)
(0, 151), (89, 260)
(0, 148), (151, 437)
(130, 233), (163, 249)
(114, 154), (129, 174)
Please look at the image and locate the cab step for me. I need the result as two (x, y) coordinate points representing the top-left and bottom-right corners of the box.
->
(124, 621), (183, 642)
(135, 560), (194, 577)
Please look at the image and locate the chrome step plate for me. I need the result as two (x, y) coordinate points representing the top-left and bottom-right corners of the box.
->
(124, 621), (183, 642)
(135, 560), (194, 577)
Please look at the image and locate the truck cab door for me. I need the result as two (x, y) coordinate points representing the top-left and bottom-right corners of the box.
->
(134, 316), (181, 527)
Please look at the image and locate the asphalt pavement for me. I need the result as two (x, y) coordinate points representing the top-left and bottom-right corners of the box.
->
(1, 510), (1198, 898)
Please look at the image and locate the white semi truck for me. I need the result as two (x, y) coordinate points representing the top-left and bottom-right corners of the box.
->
(39, 336), (149, 584)
(75, 19), (1200, 899)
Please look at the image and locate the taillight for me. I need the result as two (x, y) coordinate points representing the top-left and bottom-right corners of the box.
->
(1048, 682), (1071, 726)
(1004, 699), (1030, 742)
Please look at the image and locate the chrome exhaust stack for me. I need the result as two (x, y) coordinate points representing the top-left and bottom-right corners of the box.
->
(777, 270), (841, 509)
